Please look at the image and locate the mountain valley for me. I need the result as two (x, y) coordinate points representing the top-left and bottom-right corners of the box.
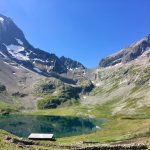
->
(0, 13), (150, 149)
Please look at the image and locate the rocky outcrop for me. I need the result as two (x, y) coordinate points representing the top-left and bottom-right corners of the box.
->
(0, 14), (85, 75)
(60, 56), (85, 70)
(71, 144), (148, 150)
(0, 82), (6, 92)
(99, 35), (150, 67)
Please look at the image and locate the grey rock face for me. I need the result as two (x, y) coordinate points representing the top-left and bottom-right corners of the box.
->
(99, 35), (150, 67)
(0, 14), (85, 75)
(60, 56), (85, 70)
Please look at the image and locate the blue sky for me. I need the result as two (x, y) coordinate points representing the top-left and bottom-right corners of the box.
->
(0, 0), (150, 68)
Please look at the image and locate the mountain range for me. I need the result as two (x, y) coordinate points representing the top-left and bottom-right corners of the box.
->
(0, 14), (89, 111)
(0, 14), (85, 75)
(0, 13), (149, 114)
(99, 34), (150, 67)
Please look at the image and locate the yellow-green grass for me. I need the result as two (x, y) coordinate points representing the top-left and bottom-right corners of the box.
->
(0, 129), (23, 150)
(1, 116), (150, 149)
(18, 117), (150, 148)
(2, 99), (150, 148)
(22, 105), (112, 121)
(0, 101), (19, 114)
(56, 117), (150, 144)
(21, 100), (150, 145)
(23, 97), (118, 118)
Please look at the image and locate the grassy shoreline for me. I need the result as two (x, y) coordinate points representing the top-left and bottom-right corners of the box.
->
(11, 104), (150, 142)
(1, 103), (150, 149)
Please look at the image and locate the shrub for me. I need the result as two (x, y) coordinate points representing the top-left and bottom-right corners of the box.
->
(77, 78), (94, 93)
(0, 83), (6, 92)
(37, 85), (80, 109)
(34, 78), (64, 94)
(37, 96), (62, 109)
(58, 85), (80, 99)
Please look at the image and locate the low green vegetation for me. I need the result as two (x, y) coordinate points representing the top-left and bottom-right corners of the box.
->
(77, 78), (94, 93)
(35, 77), (94, 109)
(0, 129), (23, 150)
(123, 97), (142, 109)
(129, 85), (141, 94)
(0, 83), (21, 115)
(57, 117), (150, 145)
(0, 61), (150, 149)
(39, 101), (150, 146)
(37, 96), (62, 109)
(90, 87), (105, 96)
(37, 84), (80, 109)
(135, 66), (150, 86)
(2, 97), (150, 149)
(0, 101), (19, 115)
(34, 78), (64, 94)
(29, 97), (121, 118)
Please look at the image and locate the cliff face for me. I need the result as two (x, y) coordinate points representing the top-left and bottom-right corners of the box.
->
(60, 56), (85, 70)
(99, 35), (150, 67)
(0, 14), (85, 75)
(0, 14), (88, 110)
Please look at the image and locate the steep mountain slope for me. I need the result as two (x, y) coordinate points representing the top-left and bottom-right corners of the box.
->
(0, 13), (149, 115)
(99, 35), (150, 67)
(83, 37), (150, 116)
(0, 14), (88, 111)
(60, 56), (85, 70)
(59, 56), (86, 80)
(0, 14), (85, 75)
(0, 59), (46, 110)
(0, 58), (90, 110)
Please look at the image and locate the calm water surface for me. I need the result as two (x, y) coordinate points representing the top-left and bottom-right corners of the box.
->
(0, 115), (106, 138)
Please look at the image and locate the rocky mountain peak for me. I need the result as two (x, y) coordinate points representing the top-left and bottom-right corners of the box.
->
(0, 14), (85, 76)
(60, 56), (86, 70)
(0, 14), (28, 46)
(0, 14), (5, 23)
(99, 34), (150, 68)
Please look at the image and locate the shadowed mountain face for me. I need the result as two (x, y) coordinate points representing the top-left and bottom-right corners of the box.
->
(0, 13), (149, 113)
(60, 56), (85, 70)
(0, 14), (85, 75)
(0, 14), (88, 110)
(83, 35), (150, 116)
(99, 35), (150, 67)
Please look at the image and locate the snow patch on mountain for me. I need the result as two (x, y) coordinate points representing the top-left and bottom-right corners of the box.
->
(141, 49), (150, 57)
(0, 14), (85, 75)
(69, 68), (73, 71)
(0, 51), (7, 58)
(5, 44), (29, 60)
(25, 50), (32, 56)
(33, 58), (45, 63)
(15, 38), (23, 45)
(146, 47), (150, 51)
(6, 44), (25, 53)
(9, 51), (29, 61)
(33, 67), (42, 73)
(0, 17), (4, 22)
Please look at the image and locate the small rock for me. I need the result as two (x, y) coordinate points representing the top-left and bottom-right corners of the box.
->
(5, 136), (12, 141)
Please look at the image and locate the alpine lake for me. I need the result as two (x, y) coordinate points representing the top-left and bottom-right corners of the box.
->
(0, 115), (106, 138)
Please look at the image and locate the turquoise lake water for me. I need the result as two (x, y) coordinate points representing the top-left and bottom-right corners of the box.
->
(0, 115), (106, 138)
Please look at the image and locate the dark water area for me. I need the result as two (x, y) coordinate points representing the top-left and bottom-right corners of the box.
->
(0, 115), (106, 138)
